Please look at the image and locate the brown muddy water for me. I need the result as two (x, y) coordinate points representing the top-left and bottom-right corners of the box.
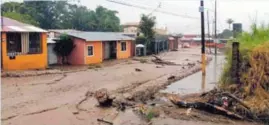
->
(161, 55), (226, 95)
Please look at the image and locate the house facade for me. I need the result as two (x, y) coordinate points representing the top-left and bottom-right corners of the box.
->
(122, 22), (168, 35)
(50, 30), (134, 65)
(1, 17), (47, 70)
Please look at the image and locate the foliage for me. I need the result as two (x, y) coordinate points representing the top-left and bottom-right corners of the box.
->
(88, 64), (102, 69)
(220, 24), (269, 117)
(226, 18), (234, 30)
(53, 34), (76, 64)
(3, 12), (39, 26)
(1, 2), (121, 31)
(135, 36), (147, 45)
(221, 23), (269, 85)
(218, 29), (233, 39)
(139, 14), (156, 45)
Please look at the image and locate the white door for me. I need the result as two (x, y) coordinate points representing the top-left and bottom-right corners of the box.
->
(48, 44), (58, 65)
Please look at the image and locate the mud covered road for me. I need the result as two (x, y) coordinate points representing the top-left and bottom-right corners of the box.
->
(2, 48), (205, 125)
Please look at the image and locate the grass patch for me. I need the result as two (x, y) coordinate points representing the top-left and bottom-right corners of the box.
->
(88, 64), (102, 69)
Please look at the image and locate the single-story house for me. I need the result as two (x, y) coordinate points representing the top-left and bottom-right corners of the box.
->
(149, 34), (169, 54)
(1, 17), (47, 70)
(168, 36), (179, 51)
(49, 30), (135, 65)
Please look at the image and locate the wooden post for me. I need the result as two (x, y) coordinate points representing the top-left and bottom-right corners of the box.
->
(232, 42), (240, 84)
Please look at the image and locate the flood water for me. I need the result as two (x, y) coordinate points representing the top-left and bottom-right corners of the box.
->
(161, 55), (226, 95)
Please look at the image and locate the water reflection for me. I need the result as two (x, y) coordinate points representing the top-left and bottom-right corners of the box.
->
(161, 55), (225, 95)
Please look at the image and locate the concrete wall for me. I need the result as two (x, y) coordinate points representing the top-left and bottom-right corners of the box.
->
(67, 38), (85, 65)
(2, 32), (47, 70)
(117, 40), (132, 59)
(84, 41), (103, 64)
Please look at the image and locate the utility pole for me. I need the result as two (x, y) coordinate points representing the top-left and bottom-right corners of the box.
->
(214, 0), (217, 55)
(214, 0), (217, 84)
(207, 10), (211, 54)
(200, 0), (206, 91)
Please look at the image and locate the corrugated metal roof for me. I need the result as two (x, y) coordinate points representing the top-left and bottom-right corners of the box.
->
(48, 29), (81, 33)
(2, 17), (47, 32)
(63, 31), (135, 41)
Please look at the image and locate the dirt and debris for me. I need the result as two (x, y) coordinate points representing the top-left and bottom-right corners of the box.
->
(163, 88), (268, 123)
(135, 68), (142, 72)
(97, 118), (113, 125)
(94, 88), (113, 106)
(152, 55), (180, 66)
(3, 48), (250, 125)
(76, 90), (94, 111)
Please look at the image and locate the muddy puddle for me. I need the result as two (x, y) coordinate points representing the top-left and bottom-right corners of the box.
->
(161, 55), (226, 95)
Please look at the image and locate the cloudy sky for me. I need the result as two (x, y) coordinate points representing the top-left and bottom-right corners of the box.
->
(80, 0), (269, 34)
(5, 0), (269, 34)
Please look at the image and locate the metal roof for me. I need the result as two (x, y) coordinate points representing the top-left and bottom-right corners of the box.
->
(1, 17), (47, 32)
(61, 31), (135, 41)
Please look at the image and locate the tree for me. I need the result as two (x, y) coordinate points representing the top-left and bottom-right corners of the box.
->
(139, 14), (156, 45)
(3, 12), (39, 26)
(226, 18), (234, 30)
(135, 36), (147, 45)
(94, 6), (120, 31)
(218, 29), (233, 39)
(53, 35), (76, 65)
(2, 2), (122, 31)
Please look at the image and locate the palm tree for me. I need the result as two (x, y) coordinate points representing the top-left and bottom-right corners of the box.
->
(226, 18), (234, 30)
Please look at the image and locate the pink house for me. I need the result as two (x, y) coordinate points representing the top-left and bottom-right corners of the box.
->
(48, 30), (135, 65)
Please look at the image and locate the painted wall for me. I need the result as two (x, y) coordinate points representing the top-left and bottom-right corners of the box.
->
(117, 40), (132, 59)
(68, 38), (85, 65)
(2, 32), (47, 70)
(85, 41), (103, 64)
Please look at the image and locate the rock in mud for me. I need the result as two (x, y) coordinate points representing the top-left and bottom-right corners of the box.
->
(94, 88), (113, 106)
(135, 68), (142, 72)
(167, 76), (176, 81)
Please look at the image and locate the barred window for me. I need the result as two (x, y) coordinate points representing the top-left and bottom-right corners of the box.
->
(29, 33), (41, 54)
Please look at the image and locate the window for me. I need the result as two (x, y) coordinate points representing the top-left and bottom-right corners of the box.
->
(29, 33), (41, 54)
(6, 33), (22, 53)
(87, 45), (94, 56)
(121, 42), (126, 51)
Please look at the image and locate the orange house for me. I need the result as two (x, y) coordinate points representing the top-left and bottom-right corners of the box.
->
(51, 31), (135, 65)
(1, 17), (47, 70)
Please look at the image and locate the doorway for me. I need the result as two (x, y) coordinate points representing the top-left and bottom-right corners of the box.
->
(103, 41), (117, 60)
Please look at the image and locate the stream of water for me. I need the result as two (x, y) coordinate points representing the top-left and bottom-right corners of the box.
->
(161, 55), (226, 95)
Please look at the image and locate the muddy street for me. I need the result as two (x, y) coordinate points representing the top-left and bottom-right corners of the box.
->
(2, 48), (207, 125)
(162, 55), (226, 95)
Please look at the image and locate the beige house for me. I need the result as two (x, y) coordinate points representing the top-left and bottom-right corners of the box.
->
(122, 22), (168, 36)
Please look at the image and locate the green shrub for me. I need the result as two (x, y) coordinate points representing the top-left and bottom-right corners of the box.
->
(220, 23), (269, 85)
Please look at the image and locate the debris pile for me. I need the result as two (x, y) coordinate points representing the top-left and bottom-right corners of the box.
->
(168, 87), (269, 122)
(219, 42), (269, 122)
(94, 88), (135, 111)
(151, 55), (178, 66)
(94, 88), (113, 106)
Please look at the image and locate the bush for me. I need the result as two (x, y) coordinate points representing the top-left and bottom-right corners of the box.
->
(220, 23), (269, 86)
(220, 23), (269, 118)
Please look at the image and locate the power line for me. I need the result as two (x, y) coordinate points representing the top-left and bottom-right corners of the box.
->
(106, 0), (199, 19)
